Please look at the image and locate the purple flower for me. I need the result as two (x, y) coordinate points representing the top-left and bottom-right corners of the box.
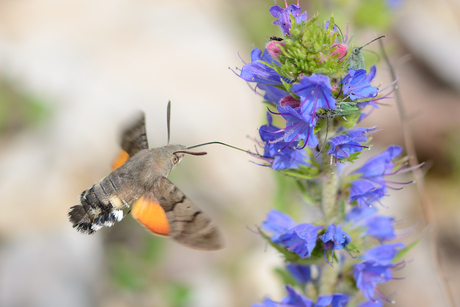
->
(262, 209), (296, 243)
(346, 206), (378, 222)
(240, 48), (285, 85)
(364, 215), (396, 242)
(362, 243), (404, 265)
(354, 145), (402, 183)
(282, 285), (313, 307)
(279, 223), (322, 258)
(357, 299), (383, 307)
(353, 260), (393, 301)
(321, 224), (352, 250)
(259, 113), (310, 170)
(348, 179), (386, 207)
(315, 294), (349, 307)
(292, 74), (336, 119)
(342, 66), (378, 101)
(270, 5), (307, 36)
(275, 105), (319, 148)
(327, 127), (376, 162)
(258, 84), (289, 105)
(253, 286), (348, 307)
(348, 145), (408, 207)
(286, 263), (311, 284)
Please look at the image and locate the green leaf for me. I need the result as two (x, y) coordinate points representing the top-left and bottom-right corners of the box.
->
(394, 241), (419, 262)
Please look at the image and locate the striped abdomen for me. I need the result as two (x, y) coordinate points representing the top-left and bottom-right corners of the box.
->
(68, 169), (141, 234)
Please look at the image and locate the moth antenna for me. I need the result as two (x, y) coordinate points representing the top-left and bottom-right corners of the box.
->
(187, 141), (248, 153)
(357, 35), (385, 51)
(167, 100), (171, 145)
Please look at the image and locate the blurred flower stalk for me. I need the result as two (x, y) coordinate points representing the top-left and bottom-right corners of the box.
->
(236, 1), (420, 306)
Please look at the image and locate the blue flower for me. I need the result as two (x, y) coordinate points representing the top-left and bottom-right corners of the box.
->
(348, 145), (406, 207)
(279, 223), (322, 258)
(362, 243), (404, 265)
(348, 179), (386, 207)
(346, 206), (397, 241)
(258, 84), (289, 105)
(270, 5), (307, 36)
(259, 113), (310, 170)
(253, 286), (348, 307)
(315, 294), (349, 307)
(262, 209), (296, 243)
(275, 105), (319, 148)
(240, 48), (285, 85)
(346, 206), (378, 222)
(327, 127), (375, 162)
(286, 263), (311, 284)
(364, 215), (396, 242)
(353, 260), (393, 301)
(354, 145), (402, 184)
(342, 66), (378, 101)
(282, 285), (314, 307)
(357, 299), (383, 307)
(321, 224), (352, 250)
(321, 224), (352, 265)
(292, 74), (336, 118)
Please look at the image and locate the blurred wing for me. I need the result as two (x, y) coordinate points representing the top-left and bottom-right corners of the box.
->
(113, 112), (149, 170)
(152, 177), (223, 250)
(131, 194), (171, 237)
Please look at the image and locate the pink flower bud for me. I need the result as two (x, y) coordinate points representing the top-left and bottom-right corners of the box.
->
(331, 43), (347, 60)
(266, 41), (285, 58)
(280, 95), (300, 108)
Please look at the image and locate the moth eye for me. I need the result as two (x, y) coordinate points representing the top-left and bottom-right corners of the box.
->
(172, 155), (179, 164)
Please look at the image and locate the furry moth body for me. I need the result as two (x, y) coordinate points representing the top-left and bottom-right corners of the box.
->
(68, 111), (223, 250)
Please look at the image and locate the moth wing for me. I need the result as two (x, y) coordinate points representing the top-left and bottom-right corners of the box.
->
(152, 177), (223, 250)
(131, 194), (171, 237)
(112, 112), (149, 170)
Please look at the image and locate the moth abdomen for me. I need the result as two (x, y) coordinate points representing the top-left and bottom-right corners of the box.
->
(69, 177), (130, 234)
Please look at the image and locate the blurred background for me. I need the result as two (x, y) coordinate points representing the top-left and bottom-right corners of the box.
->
(0, 0), (459, 306)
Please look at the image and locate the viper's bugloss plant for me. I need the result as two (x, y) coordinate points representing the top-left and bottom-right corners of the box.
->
(236, 1), (421, 305)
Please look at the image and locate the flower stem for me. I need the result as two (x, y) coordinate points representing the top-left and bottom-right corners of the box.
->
(319, 132), (339, 223)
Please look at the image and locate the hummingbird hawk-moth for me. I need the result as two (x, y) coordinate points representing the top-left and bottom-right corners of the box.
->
(68, 103), (223, 250)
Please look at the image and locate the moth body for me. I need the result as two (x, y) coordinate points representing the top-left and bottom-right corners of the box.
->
(68, 110), (223, 250)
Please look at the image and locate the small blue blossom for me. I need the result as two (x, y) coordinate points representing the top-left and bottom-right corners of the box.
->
(252, 286), (348, 307)
(315, 294), (349, 307)
(357, 299), (383, 307)
(321, 224), (352, 250)
(262, 209), (296, 243)
(327, 127), (375, 162)
(240, 48), (285, 85)
(346, 207), (397, 241)
(364, 215), (396, 242)
(279, 223), (322, 258)
(259, 113), (310, 170)
(321, 224), (352, 265)
(346, 206), (378, 222)
(292, 74), (336, 119)
(348, 179), (386, 207)
(353, 260), (393, 301)
(348, 145), (407, 207)
(286, 263), (311, 284)
(354, 145), (402, 184)
(362, 243), (404, 265)
(258, 84), (289, 105)
(342, 66), (378, 101)
(275, 105), (319, 148)
(270, 5), (307, 36)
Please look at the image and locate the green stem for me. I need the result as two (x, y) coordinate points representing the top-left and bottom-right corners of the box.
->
(318, 127), (340, 295)
(319, 133), (339, 223)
